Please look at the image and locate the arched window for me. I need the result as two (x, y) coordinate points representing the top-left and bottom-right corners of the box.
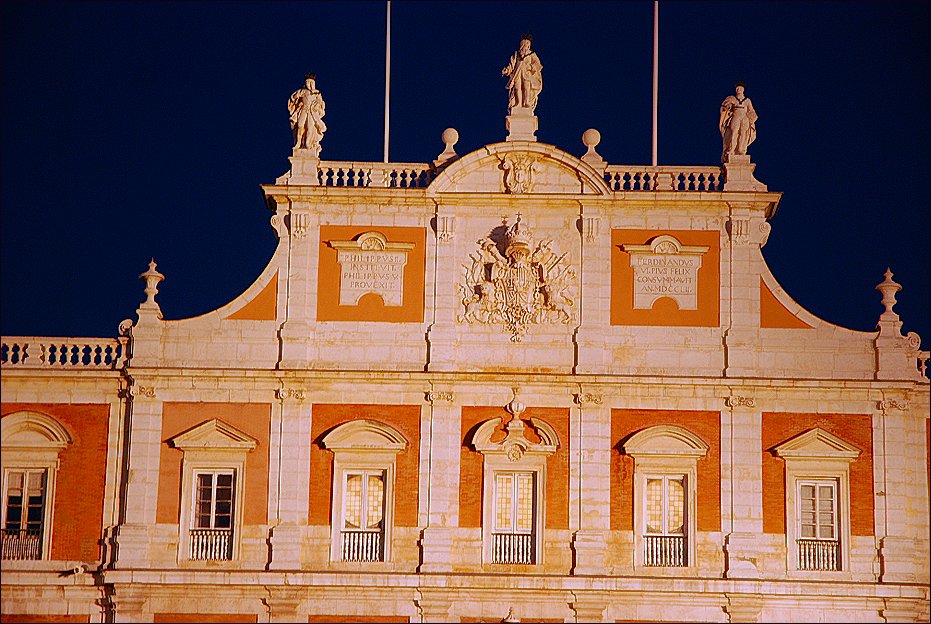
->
(1, 411), (72, 561)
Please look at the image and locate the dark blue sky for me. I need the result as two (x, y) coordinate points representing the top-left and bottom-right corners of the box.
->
(2, 1), (928, 345)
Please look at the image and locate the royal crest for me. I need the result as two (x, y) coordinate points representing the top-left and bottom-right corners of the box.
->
(501, 153), (539, 194)
(458, 215), (576, 341)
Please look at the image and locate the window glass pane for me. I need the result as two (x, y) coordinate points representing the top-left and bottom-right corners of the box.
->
(646, 479), (663, 534)
(344, 474), (362, 529)
(495, 474), (513, 532)
(800, 484), (815, 500)
(216, 473), (233, 488)
(366, 473), (384, 530)
(820, 522), (835, 539)
(818, 485), (833, 500)
(667, 478), (685, 535)
(800, 524), (816, 538)
(516, 473), (534, 533)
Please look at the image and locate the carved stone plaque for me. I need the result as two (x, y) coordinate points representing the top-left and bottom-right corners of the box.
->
(621, 235), (709, 310)
(330, 231), (414, 306)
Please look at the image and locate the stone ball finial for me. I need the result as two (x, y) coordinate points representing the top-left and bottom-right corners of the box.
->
(875, 267), (902, 321)
(434, 128), (460, 167)
(442, 127), (459, 148)
(582, 128), (601, 149)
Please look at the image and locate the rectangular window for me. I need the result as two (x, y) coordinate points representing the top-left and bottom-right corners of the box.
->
(797, 480), (840, 571)
(2, 469), (46, 560)
(341, 470), (385, 562)
(492, 472), (535, 564)
(189, 470), (234, 560)
(643, 475), (687, 566)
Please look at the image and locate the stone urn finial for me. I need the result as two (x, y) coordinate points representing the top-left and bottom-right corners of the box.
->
(139, 258), (165, 312)
(505, 387), (526, 420)
(875, 267), (902, 322)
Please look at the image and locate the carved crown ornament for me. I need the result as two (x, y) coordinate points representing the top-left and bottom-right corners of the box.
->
(457, 215), (577, 341)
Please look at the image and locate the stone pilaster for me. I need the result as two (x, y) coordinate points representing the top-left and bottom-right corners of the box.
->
(418, 390), (458, 573)
(415, 591), (454, 623)
(570, 392), (610, 575)
(570, 595), (609, 623)
(724, 593), (763, 623)
(276, 198), (319, 369)
(264, 588), (304, 623)
(268, 387), (311, 569)
(108, 587), (151, 623)
(574, 201), (608, 373)
(722, 394), (763, 578)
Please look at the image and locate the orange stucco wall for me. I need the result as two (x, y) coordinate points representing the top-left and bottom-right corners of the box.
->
(154, 615), (257, 623)
(308, 404), (421, 527)
(459, 407), (570, 530)
(610, 229), (720, 327)
(317, 225), (426, 322)
(759, 278), (814, 329)
(761, 412), (874, 536)
(156, 403), (271, 525)
(611, 409), (721, 532)
(225, 271), (278, 321)
(1, 616), (89, 623)
(1, 404), (109, 562)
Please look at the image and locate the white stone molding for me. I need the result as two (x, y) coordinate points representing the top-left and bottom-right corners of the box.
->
(725, 395), (756, 408)
(758, 221), (772, 247)
(773, 428), (860, 577)
(1, 411), (73, 561)
(726, 218), (751, 245)
(289, 212), (310, 239)
(457, 216), (577, 341)
(169, 419), (258, 564)
(574, 392), (604, 406)
(581, 216), (600, 243)
(470, 414), (559, 565)
(269, 213), (288, 239)
(435, 215), (455, 242)
(276, 387), (306, 401)
(425, 391), (454, 403)
(321, 419), (409, 563)
(621, 235), (710, 311)
(501, 153), (540, 194)
(877, 399), (909, 411)
(329, 231), (415, 307)
(624, 425), (709, 571)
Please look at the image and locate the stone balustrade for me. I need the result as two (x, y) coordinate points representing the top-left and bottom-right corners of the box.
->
(317, 161), (436, 188)
(604, 165), (724, 191)
(0, 337), (126, 370)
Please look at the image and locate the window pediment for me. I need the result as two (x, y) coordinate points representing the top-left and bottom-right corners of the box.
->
(624, 425), (709, 459)
(322, 419), (408, 453)
(773, 427), (860, 462)
(472, 417), (558, 461)
(169, 419), (258, 452)
(1, 411), (72, 450)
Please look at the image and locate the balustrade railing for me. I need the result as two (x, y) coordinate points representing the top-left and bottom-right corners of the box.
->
(604, 166), (724, 191)
(644, 534), (686, 567)
(189, 528), (232, 561)
(797, 538), (840, 571)
(492, 532), (534, 564)
(1, 528), (42, 560)
(1, 337), (126, 369)
(341, 529), (383, 562)
(318, 162), (436, 188)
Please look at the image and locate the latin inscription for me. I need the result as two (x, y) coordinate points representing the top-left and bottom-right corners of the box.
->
(337, 250), (407, 306)
(621, 236), (709, 311)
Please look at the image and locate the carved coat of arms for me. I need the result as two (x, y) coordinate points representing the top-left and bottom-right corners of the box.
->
(458, 215), (576, 341)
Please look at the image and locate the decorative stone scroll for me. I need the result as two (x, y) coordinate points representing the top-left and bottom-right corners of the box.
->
(329, 232), (414, 306)
(457, 216), (577, 341)
(621, 235), (709, 310)
(501, 153), (539, 194)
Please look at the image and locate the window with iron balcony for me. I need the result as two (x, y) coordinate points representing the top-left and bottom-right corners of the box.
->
(1, 411), (72, 562)
(321, 419), (408, 564)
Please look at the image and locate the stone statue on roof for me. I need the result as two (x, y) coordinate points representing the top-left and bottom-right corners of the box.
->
(288, 73), (327, 156)
(502, 33), (543, 114)
(719, 81), (758, 162)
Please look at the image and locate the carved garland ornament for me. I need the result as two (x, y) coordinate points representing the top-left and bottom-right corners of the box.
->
(457, 215), (577, 342)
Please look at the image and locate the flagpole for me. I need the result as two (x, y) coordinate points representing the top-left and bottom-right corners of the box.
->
(383, 0), (391, 163)
(652, 0), (658, 166)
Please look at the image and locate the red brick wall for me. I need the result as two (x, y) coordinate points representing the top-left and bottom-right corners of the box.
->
(762, 412), (873, 536)
(1, 404), (109, 562)
(309, 404), (420, 527)
(611, 409), (721, 532)
(459, 407), (570, 530)
(157, 403), (271, 525)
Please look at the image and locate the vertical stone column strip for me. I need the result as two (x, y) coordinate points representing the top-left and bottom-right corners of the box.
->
(109, 587), (151, 623)
(877, 396), (928, 582)
(415, 589), (454, 623)
(419, 389), (457, 573)
(574, 201), (607, 373)
(722, 394), (762, 578)
(723, 203), (768, 377)
(269, 387), (310, 569)
(570, 390), (609, 575)
(114, 381), (161, 568)
(278, 197), (319, 368)
(101, 381), (131, 566)
(264, 587), (304, 623)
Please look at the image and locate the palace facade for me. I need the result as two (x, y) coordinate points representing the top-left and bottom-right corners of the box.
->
(2, 84), (929, 623)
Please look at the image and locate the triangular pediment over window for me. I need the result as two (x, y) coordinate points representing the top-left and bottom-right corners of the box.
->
(772, 427), (860, 461)
(169, 419), (258, 451)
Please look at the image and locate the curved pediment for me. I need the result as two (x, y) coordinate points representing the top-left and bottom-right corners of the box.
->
(623, 425), (709, 458)
(428, 142), (611, 196)
(321, 419), (408, 452)
(1, 411), (72, 449)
